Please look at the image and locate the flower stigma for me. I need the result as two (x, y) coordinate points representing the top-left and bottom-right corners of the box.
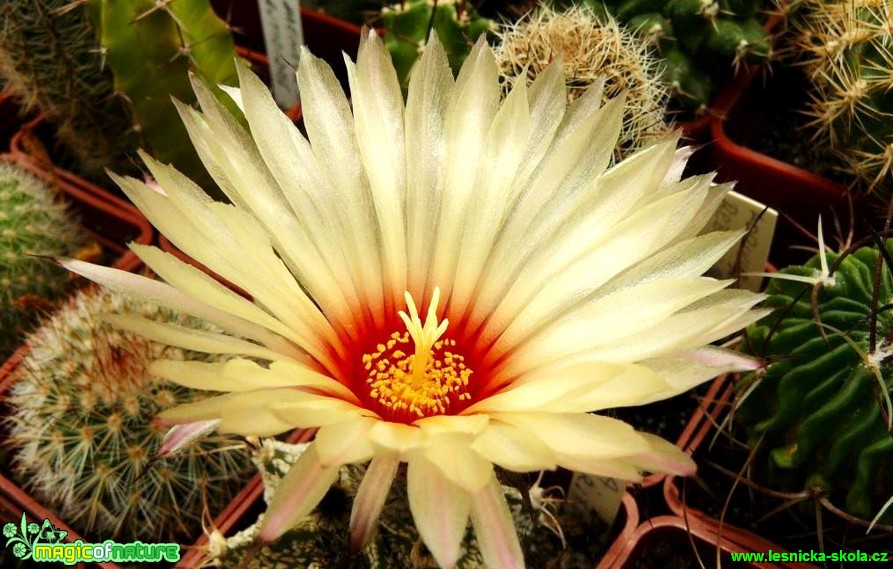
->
(363, 287), (473, 422)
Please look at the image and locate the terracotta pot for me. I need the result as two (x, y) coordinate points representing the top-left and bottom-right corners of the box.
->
(662, 372), (891, 564)
(606, 515), (815, 569)
(704, 65), (871, 266)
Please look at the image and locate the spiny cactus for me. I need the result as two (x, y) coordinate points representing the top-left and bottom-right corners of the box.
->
(206, 440), (613, 568)
(792, 0), (893, 194)
(381, 0), (495, 88)
(93, 0), (239, 194)
(0, 1), (239, 192)
(493, 5), (670, 159)
(0, 162), (87, 361)
(569, 0), (773, 113)
(738, 238), (893, 522)
(0, 0), (139, 178)
(5, 287), (255, 543)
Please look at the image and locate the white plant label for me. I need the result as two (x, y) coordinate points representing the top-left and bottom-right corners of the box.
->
(259, 0), (304, 109)
(706, 190), (777, 292)
(566, 472), (625, 524)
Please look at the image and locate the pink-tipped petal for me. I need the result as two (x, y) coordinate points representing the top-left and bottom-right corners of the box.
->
(258, 443), (341, 543)
(156, 419), (221, 458)
(349, 455), (399, 551)
(408, 455), (471, 569)
(470, 474), (525, 569)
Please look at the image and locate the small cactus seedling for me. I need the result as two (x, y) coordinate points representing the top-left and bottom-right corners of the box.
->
(381, 0), (495, 88)
(738, 235), (893, 523)
(0, 162), (87, 360)
(792, 0), (893, 194)
(206, 441), (614, 568)
(493, 4), (670, 159)
(5, 287), (256, 543)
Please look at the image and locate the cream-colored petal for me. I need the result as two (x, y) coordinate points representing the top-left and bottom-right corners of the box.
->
(429, 37), (500, 300)
(415, 414), (489, 436)
(258, 443), (342, 542)
(234, 62), (360, 326)
(632, 433), (697, 477)
(57, 258), (293, 355)
(474, 361), (675, 414)
(408, 454), (471, 569)
(367, 421), (424, 454)
(298, 46), (384, 325)
(313, 417), (377, 466)
(491, 412), (651, 459)
(494, 278), (733, 378)
(267, 396), (368, 429)
(423, 433), (493, 492)
(470, 473), (525, 569)
(103, 314), (289, 363)
(345, 30), (407, 301)
(350, 455), (399, 550)
(470, 422), (556, 471)
(156, 420), (221, 459)
(404, 35), (452, 295)
(270, 360), (359, 401)
(157, 388), (309, 436)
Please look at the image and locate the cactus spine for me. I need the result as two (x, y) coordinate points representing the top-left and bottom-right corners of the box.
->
(493, 5), (670, 159)
(0, 162), (87, 360)
(739, 239), (893, 522)
(792, 0), (893, 194)
(381, 0), (494, 89)
(5, 287), (255, 543)
(0, 1), (138, 178)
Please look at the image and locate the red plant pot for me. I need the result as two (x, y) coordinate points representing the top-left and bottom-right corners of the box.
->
(606, 515), (815, 569)
(705, 65), (871, 266)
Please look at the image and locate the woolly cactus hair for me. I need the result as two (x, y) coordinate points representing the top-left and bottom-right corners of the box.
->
(4, 287), (255, 543)
(0, 162), (87, 360)
(208, 441), (609, 568)
(492, 4), (671, 159)
(793, 0), (893, 194)
(738, 238), (893, 523)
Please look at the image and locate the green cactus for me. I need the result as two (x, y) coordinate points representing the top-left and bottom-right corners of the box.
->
(90, 0), (239, 194)
(381, 0), (495, 88)
(0, 0), (139, 178)
(493, 4), (671, 159)
(4, 287), (256, 543)
(738, 239), (893, 522)
(567, 0), (773, 113)
(0, 162), (87, 361)
(205, 441), (615, 568)
(791, 0), (893, 194)
(0, 1), (239, 193)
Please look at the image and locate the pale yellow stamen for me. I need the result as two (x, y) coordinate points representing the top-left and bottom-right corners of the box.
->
(364, 287), (473, 419)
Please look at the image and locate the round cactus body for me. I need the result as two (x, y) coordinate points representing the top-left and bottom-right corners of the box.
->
(209, 441), (610, 568)
(381, 0), (495, 88)
(493, 4), (670, 160)
(739, 241), (893, 522)
(793, 0), (893, 194)
(0, 162), (87, 360)
(4, 287), (255, 543)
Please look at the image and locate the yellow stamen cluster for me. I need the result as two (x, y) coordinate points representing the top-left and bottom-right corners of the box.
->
(363, 288), (473, 419)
